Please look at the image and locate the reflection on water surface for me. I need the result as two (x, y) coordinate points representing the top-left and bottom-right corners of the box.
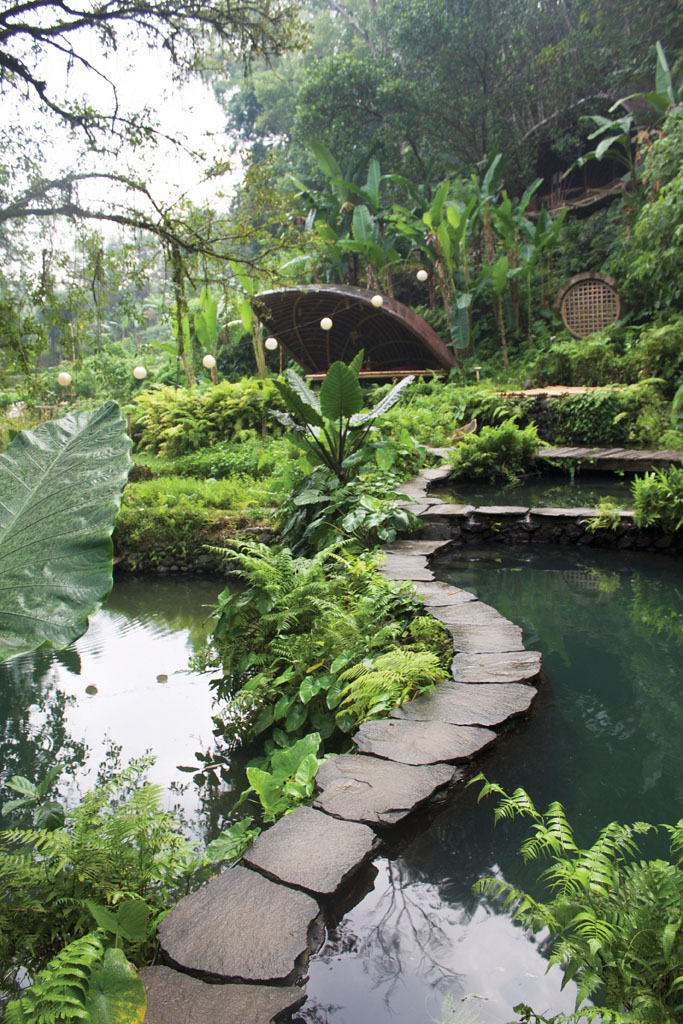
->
(299, 546), (682, 1024)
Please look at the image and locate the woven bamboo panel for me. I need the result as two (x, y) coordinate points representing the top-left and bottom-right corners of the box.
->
(557, 273), (622, 338)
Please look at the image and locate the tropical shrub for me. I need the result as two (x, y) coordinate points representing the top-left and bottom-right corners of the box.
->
(448, 418), (540, 484)
(537, 383), (671, 447)
(380, 378), (514, 446)
(625, 110), (683, 314)
(205, 541), (449, 747)
(472, 777), (683, 1023)
(631, 466), (683, 533)
(277, 464), (421, 554)
(132, 377), (282, 456)
(527, 319), (683, 392)
(272, 352), (414, 481)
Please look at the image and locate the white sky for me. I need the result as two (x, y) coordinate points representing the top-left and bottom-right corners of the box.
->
(5, 25), (241, 250)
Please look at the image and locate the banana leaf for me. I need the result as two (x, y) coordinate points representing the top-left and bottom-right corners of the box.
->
(0, 402), (132, 664)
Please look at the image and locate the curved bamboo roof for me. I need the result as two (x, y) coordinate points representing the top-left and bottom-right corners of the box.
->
(252, 285), (455, 374)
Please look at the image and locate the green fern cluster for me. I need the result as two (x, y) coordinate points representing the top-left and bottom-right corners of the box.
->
(204, 540), (427, 746)
(1, 760), (199, 998)
(132, 378), (283, 457)
(339, 648), (445, 721)
(5, 934), (146, 1024)
(449, 418), (540, 485)
(472, 777), (683, 1022)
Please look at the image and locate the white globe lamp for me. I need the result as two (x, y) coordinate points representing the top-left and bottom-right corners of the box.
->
(202, 354), (217, 369)
(416, 269), (429, 282)
(265, 337), (279, 351)
(320, 317), (333, 331)
(371, 295), (384, 308)
(132, 366), (147, 380)
(57, 371), (71, 387)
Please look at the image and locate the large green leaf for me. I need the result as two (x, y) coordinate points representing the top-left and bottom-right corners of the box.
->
(349, 375), (414, 426)
(352, 204), (374, 245)
(84, 948), (146, 1024)
(273, 380), (324, 428)
(319, 361), (364, 420)
(0, 402), (132, 664)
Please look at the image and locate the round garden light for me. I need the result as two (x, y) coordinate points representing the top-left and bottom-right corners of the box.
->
(57, 371), (71, 387)
(132, 366), (147, 380)
(264, 337), (279, 351)
(416, 269), (429, 282)
(202, 354), (217, 369)
(320, 316), (333, 331)
(371, 294), (384, 308)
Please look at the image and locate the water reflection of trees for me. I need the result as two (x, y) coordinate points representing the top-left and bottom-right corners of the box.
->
(317, 860), (465, 997)
(0, 652), (87, 815)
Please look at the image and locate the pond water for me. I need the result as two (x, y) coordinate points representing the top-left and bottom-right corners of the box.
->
(298, 546), (682, 1024)
(0, 575), (243, 841)
(2, 553), (680, 1023)
(432, 471), (634, 509)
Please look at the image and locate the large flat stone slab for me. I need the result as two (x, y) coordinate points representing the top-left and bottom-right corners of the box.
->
(428, 599), (512, 627)
(421, 503), (475, 517)
(445, 621), (524, 653)
(383, 539), (448, 556)
(390, 681), (537, 727)
(380, 555), (434, 581)
(410, 581), (478, 607)
(474, 505), (530, 515)
(451, 650), (542, 684)
(158, 865), (320, 983)
(243, 805), (378, 896)
(313, 754), (458, 825)
(141, 967), (306, 1024)
(353, 718), (496, 765)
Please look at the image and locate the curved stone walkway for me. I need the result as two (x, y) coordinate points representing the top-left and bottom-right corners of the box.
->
(141, 465), (542, 1023)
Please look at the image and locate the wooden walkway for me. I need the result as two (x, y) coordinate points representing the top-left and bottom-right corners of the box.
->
(538, 446), (683, 473)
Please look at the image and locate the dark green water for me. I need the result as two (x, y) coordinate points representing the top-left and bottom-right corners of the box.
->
(433, 471), (634, 509)
(299, 547), (682, 1024)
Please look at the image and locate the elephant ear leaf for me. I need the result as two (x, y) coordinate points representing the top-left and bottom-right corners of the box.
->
(319, 361), (364, 420)
(0, 402), (132, 664)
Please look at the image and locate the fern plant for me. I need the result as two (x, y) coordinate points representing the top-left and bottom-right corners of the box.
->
(0, 758), (253, 1001)
(631, 466), (683, 533)
(339, 648), (445, 721)
(471, 776), (683, 1023)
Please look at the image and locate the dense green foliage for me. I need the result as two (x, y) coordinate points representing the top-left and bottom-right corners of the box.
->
(206, 541), (449, 746)
(132, 379), (282, 457)
(114, 474), (274, 569)
(0, 759), (255, 1006)
(473, 778), (683, 1023)
(448, 419), (541, 485)
(632, 466), (683, 533)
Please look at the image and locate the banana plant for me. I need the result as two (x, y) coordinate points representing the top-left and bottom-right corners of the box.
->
(272, 351), (414, 481)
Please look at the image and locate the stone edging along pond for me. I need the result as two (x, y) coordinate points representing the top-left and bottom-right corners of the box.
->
(139, 466), (546, 1024)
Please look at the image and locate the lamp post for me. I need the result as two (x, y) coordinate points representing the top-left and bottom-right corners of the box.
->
(320, 316), (333, 368)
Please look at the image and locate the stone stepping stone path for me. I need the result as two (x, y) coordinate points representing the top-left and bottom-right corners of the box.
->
(314, 754), (459, 825)
(243, 805), (379, 896)
(158, 865), (321, 983)
(151, 463), (543, 1023)
(141, 967), (305, 1024)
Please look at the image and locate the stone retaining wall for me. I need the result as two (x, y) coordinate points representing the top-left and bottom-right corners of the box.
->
(405, 466), (682, 553)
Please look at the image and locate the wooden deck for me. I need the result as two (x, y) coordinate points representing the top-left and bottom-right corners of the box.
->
(538, 446), (683, 473)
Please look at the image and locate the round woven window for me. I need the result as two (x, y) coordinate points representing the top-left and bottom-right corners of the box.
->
(556, 272), (622, 338)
